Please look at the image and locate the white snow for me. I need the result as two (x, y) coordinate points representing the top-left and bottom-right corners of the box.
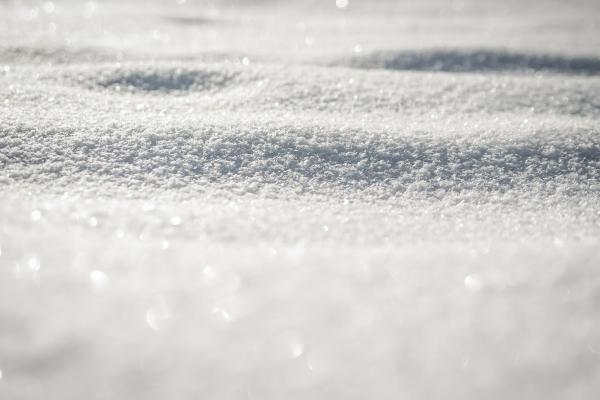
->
(1, 0), (600, 399)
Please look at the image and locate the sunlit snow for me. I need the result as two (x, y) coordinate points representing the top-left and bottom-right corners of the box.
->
(1, 0), (600, 399)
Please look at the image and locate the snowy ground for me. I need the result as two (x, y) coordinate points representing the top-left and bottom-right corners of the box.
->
(1, 0), (600, 399)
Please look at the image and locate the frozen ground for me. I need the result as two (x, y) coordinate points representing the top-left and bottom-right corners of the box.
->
(1, 0), (600, 399)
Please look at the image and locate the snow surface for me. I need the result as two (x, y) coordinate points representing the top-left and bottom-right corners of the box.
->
(1, 0), (600, 399)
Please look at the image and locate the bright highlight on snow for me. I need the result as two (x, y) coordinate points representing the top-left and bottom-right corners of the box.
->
(464, 274), (484, 292)
(146, 295), (173, 331)
(89, 270), (109, 293)
(30, 209), (42, 221)
(336, 0), (349, 9)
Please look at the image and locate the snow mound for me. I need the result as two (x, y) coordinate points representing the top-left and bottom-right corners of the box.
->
(22, 62), (600, 117)
(2, 124), (599, 194)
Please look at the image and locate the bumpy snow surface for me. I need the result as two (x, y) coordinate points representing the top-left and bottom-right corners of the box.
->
(1, 0), (600, 399)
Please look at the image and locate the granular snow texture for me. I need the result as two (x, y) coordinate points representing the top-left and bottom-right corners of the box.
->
(1, 0), (600, 399)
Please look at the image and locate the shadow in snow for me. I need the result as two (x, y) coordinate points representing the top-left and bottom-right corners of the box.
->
(342, 49), (600, 75)
(97, 68), (238, 93)
(163, 16), (226, 26)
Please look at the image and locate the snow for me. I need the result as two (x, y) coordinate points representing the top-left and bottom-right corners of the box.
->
(1, 0), (600, 399)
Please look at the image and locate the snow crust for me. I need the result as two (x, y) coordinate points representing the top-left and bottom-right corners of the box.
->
(1, 0), (600, 399)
